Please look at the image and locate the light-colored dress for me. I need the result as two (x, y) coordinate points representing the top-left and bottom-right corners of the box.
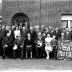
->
(45, 37), (53, 51)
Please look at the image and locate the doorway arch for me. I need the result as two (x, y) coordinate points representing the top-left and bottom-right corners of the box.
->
(11, 13), (30, 28)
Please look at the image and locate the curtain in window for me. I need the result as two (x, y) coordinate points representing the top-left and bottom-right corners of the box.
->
(61, 20), (68, 28)
(70, 20), (72, 28)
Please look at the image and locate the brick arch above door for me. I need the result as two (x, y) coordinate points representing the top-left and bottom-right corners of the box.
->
(11, 13), (30, 28)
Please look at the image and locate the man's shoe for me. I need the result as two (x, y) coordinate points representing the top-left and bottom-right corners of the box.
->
(46, 56), (49, 59)
(2, 56), (5, 59)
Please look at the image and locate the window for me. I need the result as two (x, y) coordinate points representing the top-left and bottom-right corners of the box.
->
(61, 15), (72, 28)
(61, 20), (68, 28)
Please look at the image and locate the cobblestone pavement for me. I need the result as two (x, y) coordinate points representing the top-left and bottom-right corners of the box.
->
(0, 58), (72, 71)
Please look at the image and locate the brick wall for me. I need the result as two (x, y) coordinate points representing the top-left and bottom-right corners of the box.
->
(0, 3), (2, 16)
(0, 1), (2, 25)
(2, 0), (72, 27)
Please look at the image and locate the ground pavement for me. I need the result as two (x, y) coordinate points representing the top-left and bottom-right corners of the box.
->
(0, 58), (72, 71)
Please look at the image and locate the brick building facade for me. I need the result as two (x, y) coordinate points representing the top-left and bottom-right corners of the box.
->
(0, 0), (2, 24)
(2, 0), (72, 27)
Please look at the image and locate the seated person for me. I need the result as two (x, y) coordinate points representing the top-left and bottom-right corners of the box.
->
(35, 32), (44, 58)
(13, 32), (24, 59)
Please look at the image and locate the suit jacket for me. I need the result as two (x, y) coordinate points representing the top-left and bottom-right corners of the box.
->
(35, 37), (44, 48)
(64, 31), (71, 40)
(21, 30), (27, 39)
(24, 37), (33, 46)
(14, 36), (24, 46)
(30, 30), (37, 41)
(58, 37), (65, 42)
(52, 30), (61, 40)
(2, 36), (14, 46)
(2, 29), (7, 38)
(70, 30), (72, 40)
(51, 39), (58, 46)
(0, 30), (3, 41)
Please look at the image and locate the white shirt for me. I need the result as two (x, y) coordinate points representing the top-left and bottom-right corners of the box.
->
(14, 30), (20, 38)
(7, 30), (11, 37)
(45, 37), (52, 47)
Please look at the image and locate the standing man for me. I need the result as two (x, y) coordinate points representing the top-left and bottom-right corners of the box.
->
(1, 25), (7, 57)
(51, 35), (58, 59)
(64, 28), (71, 40)
(0, 25), (3, 56)
(19, 23), (23, 32)
(52, 27), (61, 40)
(2, 26), (13, 59)
(13, 32), (24, 59)
(70, 27), (72, 41)
(30, 27), (37, 58)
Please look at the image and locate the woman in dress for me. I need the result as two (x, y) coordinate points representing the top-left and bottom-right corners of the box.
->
(35, 32), (44, 58)
(45, 33), (53, 59)
(24, 33), (33, 59)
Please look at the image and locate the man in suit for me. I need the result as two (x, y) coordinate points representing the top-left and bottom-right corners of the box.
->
(41, 25), (45, 33)
(21, 27), (27, 58)
(52, 27), (61, 40)
(64, 28), (71, 40)
(19, 23), (23, 33)
(21, 27), (27, 39)
(70, 27), (72, 41)
(58, 32), (65, 42)
(1, 25), (7, 57)
(48, 26), (52, 34)
(51, 35), (58, 59)
(0, 25), (3, 56)
(13, 33), (24, 59)
(30, 27), (37, 58)
(2, 26), (14, 59)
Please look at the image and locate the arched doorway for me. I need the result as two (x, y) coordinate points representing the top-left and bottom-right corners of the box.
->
(11, 13), (30, 28)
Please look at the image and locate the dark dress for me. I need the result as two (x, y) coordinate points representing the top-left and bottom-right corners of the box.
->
(24, 37), (33, 52)
(35, 37), (44, 58)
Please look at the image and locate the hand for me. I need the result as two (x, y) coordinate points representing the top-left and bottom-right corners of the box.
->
(20, 45), (23, 48)
(51, 46), (53, 50)
(13, 44), (17, 50)
(5, 45), (8, 47)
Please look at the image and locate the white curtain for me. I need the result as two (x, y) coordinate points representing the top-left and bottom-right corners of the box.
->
(70, 20), (72, 28)
(61, 20), (67, 28)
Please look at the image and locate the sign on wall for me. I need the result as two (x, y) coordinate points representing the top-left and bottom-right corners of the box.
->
(57, 41), (72, 60)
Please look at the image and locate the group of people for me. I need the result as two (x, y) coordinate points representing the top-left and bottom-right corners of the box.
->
(0, 23), (72, 60)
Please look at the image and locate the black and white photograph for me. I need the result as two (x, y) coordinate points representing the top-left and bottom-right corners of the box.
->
(0, 0), (72, 71)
